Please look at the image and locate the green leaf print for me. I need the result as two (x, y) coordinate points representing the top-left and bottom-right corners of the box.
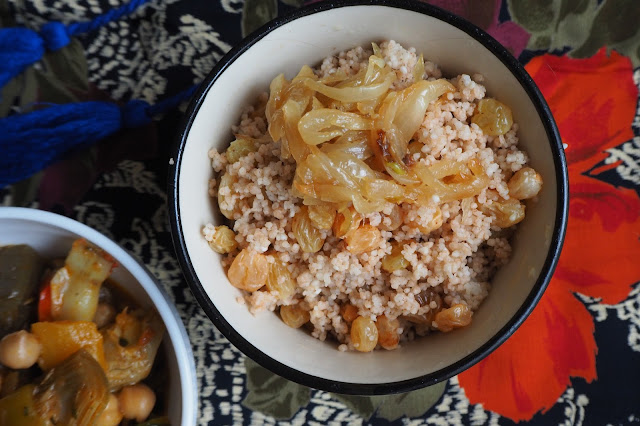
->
(508, 0), (600, 52)
(0, 67), (38, 117)
(331, 381), (447, 421)
(376, 382), (448, 421)
(508, 0), (557, 32)
(330, 394), (387, 420)
(242, 0), (278, 38)
(243, 355), (447, 421)
(0, 29), (88, 115)
(570, 0), (640, 66)
(508, 0), (640, 66)
(242, 357), (311, 420)
(39, 38), (89, 97)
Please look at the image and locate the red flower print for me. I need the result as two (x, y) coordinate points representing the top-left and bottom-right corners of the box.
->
(458, 48), (640, 421)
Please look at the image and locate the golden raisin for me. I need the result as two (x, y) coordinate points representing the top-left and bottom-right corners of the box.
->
(350, 316), (378, 352)
(292, 206), (325, 253)
(405, 290), (442, 325)
(227, 249), (268, 292)
(208, 225), (237, 254)
(308, 204), (336, 230)
(376, 315), (399, 350)
(345, 224), (383, 254)
(472, 98), (513, 136)
(414, 289), (442, 308)
(381, 243), (409, 273)
(403, 314), (430, 325)
(332, 206), (362, 238)
(434, 303), (472, 332)
(508, 167), (543, 200)
(485, 198), (525, 228)
(409, 207), (443, 234)
(340, 304), (359, 323)
(226, 138), (258, 164)
(266, 259), (296, 300)
(379, 204), (403, 231)
(280, 305), (310, 329)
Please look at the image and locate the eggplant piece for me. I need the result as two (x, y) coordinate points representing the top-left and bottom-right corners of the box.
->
(33, 349), (110, 425)
(0, 245), (43, 339)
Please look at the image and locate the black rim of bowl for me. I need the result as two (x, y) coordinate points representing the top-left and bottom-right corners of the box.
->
(168, 0), (569, 395)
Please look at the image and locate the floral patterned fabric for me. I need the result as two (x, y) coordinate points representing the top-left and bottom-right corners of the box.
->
(2, 0), (640, 424)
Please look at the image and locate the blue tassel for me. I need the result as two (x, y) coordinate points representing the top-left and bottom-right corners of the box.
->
(0, 0), (151, 88)
(0, 84), (198, 187)
(0, 23), (69, 87)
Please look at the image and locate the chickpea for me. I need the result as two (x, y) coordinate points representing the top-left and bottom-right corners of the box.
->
(0, 330), (41, 369)
(96, 393), (123, 426)
(508, 167), (543, 200)
(94, 302), (116, 329)
(118, 383), (156, 422)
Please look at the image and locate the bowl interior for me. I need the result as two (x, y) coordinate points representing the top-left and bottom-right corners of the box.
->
(174, 3), (564, 389)
(0, 208), (197, 424)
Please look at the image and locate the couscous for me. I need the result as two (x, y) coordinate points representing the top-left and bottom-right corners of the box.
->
(203, 41), (542, 352)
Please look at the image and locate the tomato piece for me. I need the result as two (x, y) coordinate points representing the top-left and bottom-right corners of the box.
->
(38, 282), (52, 322)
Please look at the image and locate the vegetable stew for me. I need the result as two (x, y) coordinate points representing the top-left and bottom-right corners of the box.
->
(0, 239), (169, 426)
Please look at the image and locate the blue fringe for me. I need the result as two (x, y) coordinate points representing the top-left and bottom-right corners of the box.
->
(0, 84), (199, 187)
(0, 0), (151, 88)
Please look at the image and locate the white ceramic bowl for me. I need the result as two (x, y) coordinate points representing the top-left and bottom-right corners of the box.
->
(0, 207), (198, 424)
(169, 0), (568, 394)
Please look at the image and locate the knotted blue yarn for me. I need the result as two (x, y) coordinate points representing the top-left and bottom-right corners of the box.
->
(0, 0), (151, 88)
(0, 84), (199, 188)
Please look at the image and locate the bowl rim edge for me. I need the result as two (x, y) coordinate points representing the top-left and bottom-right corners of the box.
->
(0, 206), (199, 424)
(168, 0), (569, 395)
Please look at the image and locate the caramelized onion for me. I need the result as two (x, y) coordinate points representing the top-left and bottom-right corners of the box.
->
(303, 71), (395, 103)
(298, 109), (373, 146)
(262, 51), (502, 218)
